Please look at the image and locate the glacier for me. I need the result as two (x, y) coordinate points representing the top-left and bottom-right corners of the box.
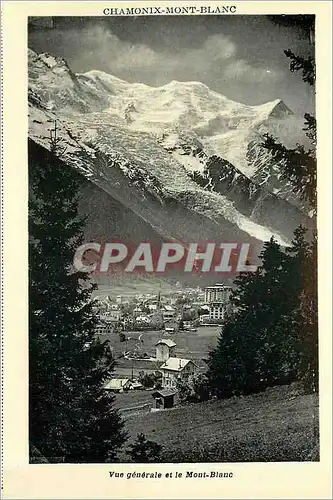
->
(28, 48), (312, 265)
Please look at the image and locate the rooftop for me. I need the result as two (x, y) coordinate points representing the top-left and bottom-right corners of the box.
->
(131, 381), (144, 389)
(104, 378), (130, 390)
(152, 388), (177, 398)
(163, 305), (175, 311)
(160, 357), (192, 372)
(155, 339), (177, 348)
(205, 284), (232, 290)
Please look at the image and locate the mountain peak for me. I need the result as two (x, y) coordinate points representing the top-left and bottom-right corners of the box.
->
(81, 70), (128, 85)
(166, 80), (208, 88)
(28, 49), (298, 174)
(268, 99), (293, 118)
(28, 48), (307, 250)
(29, 49), (71, 72)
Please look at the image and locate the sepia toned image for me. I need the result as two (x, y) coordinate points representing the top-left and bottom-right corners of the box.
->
(26, 13), (320, 466)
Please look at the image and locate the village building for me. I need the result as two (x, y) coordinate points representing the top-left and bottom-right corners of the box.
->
(155, 339), (177, 361)
(147, 303), (158, 312)
(133, 306), (143, 314)
(160, 357), (197, 388)
(109, 303), (121, 310)
(164, 322), (178, 333)
(130, 381), (144, 390)
(104, 378), (144, 392)
(155, 339), (197, 388)
(135, 314), (151, 325)
(104, 378), (131, 393)
(152, 388), (178, 410)
(108, 307), (122, 321)
(204, 283), (232, 322)
(95, 315), (117, 335)
(162, 305), (176, 322)
(205, 283), (232, 303)
(199, 314), (210, 325)
(122, 316), (134, 330)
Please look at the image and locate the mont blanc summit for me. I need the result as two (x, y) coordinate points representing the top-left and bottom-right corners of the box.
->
(28, 49), (310, 255)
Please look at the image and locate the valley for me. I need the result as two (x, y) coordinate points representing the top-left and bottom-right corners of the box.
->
(28, 47), (314, 282)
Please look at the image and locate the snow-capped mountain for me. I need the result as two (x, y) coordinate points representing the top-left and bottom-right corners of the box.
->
(28, 48), (312, 272)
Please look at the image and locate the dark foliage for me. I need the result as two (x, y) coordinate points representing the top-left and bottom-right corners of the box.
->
(268, 14), (315, 29)
(262, 49), (318, 392)
(208, 235), (304, 398)
(29, 129), (127, 462)
(260, 132), (316, 208)
(119, 332), (126, 343)
(261, 50), (316, 210)
(138, 372), (160, 389)
(176, 375), (211, 404)
(208, 48), (318, 398)
(126, 433), (163, 463)
(284, 49), (315, 86)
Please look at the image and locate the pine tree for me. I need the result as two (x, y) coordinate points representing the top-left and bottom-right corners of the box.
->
(208, 237), (300, 397)
(262, 49), (316, 210)
(209, 46), (318, 398)
(29, 126), (127, 462)
(261, 47), (318, 392)
(261, 122), (316, 209)
(286, 227), (318, 392)
(284, 49), (315, 86)
(299, 234), (318, 391)
(126, 433), (163, 463)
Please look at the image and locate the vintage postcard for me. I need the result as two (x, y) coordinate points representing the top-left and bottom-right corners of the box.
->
(1, 1), (332, 499)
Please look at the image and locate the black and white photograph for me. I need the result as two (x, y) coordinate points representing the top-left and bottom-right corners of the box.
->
(26, 13), (319, 465)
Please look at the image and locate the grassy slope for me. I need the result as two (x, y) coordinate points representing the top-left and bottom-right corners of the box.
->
(121, 384), (319, 462)
(109, 326), (220, 361)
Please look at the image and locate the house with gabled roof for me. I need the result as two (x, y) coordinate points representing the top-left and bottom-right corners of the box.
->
(159, 357), (197, 389)
(152, 388), (178, 410)
(155, 338), (177, 361)
(162, 304), (176, 322)
(104, 378), (131, 393)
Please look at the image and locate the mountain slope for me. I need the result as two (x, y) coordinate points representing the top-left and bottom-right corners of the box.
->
(28, 49), (312, 265)
(122, 384), (319, 462)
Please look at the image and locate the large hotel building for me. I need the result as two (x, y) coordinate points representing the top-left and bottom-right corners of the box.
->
(204, 283), (233, 322)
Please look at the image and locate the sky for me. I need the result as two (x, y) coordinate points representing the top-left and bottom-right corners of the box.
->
(28, 15), (315, 116)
